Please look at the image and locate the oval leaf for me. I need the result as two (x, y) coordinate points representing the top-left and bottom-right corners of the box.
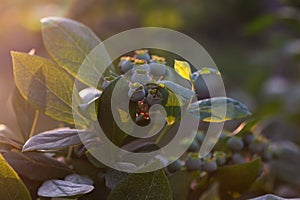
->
(158, 85), (182, 126)
(38, 179), (94, 198)
(11, 51), (87, 127)
(169, 170), (193, 200)
(41, 17), (106, 87)
(174, 60), (192, 81)
(11, 88), (37, 142)
(214, 158), (262, 196)
(0, 154), (32, 200)
(98, 78), (128, 146)
(108, 169), (172, 200)
(3, 151), (72, 181)
(22, 128), (94, 152)
(0, 125), (23, 149)
(105, 168), (128, 189)
(188, 97), (251, 122)
(157, 80), (195, 99)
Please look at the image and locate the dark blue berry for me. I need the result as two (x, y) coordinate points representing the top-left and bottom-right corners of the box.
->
(243, 134), (255, 146)
(185, 156), (202, 171)
(191, 71), (199, 81)
(128, 83), (146, 102)
(202, 159), (218, 172)
(187, 140), (200, 152)
(226, 137), (244, 151)
(101, 76), (116, 90)
(151, 55), (166, 64)
(231, 153), (245, 164)
(119, 57), (134, 74)
(135, 49), (151, 62)
(167, 160), (183, 173)
(213, 151), (226, 166)
(195, 131), (205, 144)
(262, 148), (273, 162)
(248, 140), (266, 154)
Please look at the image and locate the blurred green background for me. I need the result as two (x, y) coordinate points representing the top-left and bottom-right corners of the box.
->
(1, 0), (300, 197)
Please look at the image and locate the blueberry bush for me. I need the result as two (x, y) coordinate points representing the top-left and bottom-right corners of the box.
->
(0, 17), (294, 200)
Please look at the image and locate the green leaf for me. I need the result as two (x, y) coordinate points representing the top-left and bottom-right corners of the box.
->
(188, 97), (251, 122)
(0, 125), (23, 149)
(108, 169), (172, 200)
(174, 60), (192, 81)
(168, 170), (193, 200)
(98, 77), (128, 146)
(78, 173), (110, 200)
(105, 168), (128, 189)
(71, 158), (101, 181)
(85, 151), (107, 169)
(0, 154), (32, 200)
(11, 88), (37, 142)
(3, 151), (72, 181)
(11, 51), (87, 127)
(22, 128), (95, 152)
(41, 17), (106, 87)
(157, 84), (181, 126)
(214, 158), (262, 196)
(38, 179), (94, 198)
(199, 183), (220, 200)
(157, 80), (195, 99)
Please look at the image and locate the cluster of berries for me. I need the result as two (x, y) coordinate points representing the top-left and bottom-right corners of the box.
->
(226, 133), (274, 163)
(102, 50), (170, 124)
(166, 131), (275, 174)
